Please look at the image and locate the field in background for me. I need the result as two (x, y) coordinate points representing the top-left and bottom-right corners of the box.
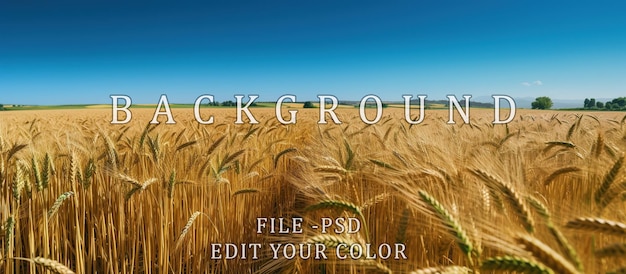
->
(1, 108), (626, 273)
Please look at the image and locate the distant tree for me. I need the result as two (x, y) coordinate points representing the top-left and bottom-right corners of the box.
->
(612, 97), (626, 108)
(0, 104), (4, 110)
(589, 98), (596, 108)
(221, 100), (236, 107)
(606, 102), (613, 110)
(584, 98), (590, 108)
(531, 96), (553, 110)
(596, 101), (604, 109)
(303, 101), (315, 108)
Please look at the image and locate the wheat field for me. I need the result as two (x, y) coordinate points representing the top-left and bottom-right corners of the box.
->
(1, 107), (626, 273)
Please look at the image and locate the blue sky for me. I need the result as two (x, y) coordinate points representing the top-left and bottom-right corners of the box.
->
(1, 0), (625, 105)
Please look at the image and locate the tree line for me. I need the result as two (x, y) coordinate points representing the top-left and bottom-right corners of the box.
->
(584, 97), (626, 110)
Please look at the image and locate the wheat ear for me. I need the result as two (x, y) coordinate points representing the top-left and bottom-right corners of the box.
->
(274, 148), (297, 168)
(12, 161), (26, 202)
(595, 243), (626, 258)
(167, 170), (176, 198)
(206, 135), (225, 156)
(607, 266), (626, 274)
(314, 165), (348, 174)
(599, 181), (626, 210)
(125, 178), (157, 201)
(481, 256), (555, 274)
(417, 190), (475, 265)
(515, 234), (580, 274)
(231, 188), (259, 197)
(175, 140), (197, 152)
(595, 156), (624, 206)
(369, 159), (399, 171)
(33, 257), (76, 274)
(5, 257), (76, 274)
(470, 169), (534, 233)
(595, 131), (605, 158)
(174, 211), (202, 250)
(305, 235), (391, 273)
(544, 167), (581, 186)
(305, 199), (362, 217)
(47, 191), (74, 219)
(566, 217), (626, 236)
(4, 216), (14, 255)
(305, 199), (369, 241)
(42, 153), (52, 189)
(409, 265), (472, 274)
(306, 234), (356, 252)
(527, 196), (583, 271)
(31, 156), (43, 191)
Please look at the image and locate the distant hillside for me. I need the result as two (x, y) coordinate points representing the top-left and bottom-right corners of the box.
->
(416, 99), (494, 108)
(506, 97), (614, 109)
(338, 99), (495, 108)
(457, 95), (617, 109)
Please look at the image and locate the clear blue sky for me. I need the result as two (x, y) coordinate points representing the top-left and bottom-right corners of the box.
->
(1, 0), (625, 105)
